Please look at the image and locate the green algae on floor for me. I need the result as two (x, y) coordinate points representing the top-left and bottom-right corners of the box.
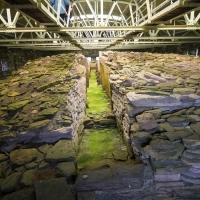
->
(77, 128), (128, 170)
(86, 71), (111, 114)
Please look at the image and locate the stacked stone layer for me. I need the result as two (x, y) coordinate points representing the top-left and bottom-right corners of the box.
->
(0, 53), (89, 199)
(0, 53), (87, 151)
(99, 51), (200, 198)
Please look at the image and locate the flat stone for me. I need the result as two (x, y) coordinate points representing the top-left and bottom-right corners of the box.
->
(194, 108), (200, 115)
(125, 104), (149, 118)
(45, 139), (76, 162)
(110, 74), (120, 81)
(181, 170), (200, 184)
(190, 122), (200, 136)
(136, 112), (158, 131)
(1, 172), (23, 193)
(158, 122), (174, 132)
(174, 189), (200, 199)
(164, 129), (192, 141)
(189, 115), (200, 122)
(143, 139), (184, 160)
(112, 150), (128, 161)
(156, 181), (185, 188)
(126, 92), (181, 107)
(154, 174), (180, 182)
(167, 116), (195, 123)
(75, 164), (152, 192)
(20, 169), (36, 186)
(77, 192), (95, 200)
(144, 109), (162, 119)
(172, 109), (187, 115)
(151, 159), (190, 175)
(183, 138), (200, 150)
(1, 188), (35, 200)
(10, 148), (38, 166)
(173, 88), (196, 95)
(35, 177), (75, 200)
(182, 151), (200, 167)
(0, 153), (8, 162)
(130, 122), (141, 132)
(56, 162), (76, 184)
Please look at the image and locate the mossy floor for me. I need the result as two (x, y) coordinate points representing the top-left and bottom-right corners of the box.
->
(86, 71), (111, 115)
(78, 71), (128, 171)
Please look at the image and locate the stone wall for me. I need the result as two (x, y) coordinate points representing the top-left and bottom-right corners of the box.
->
(99, 51), (200, 198)
(0, 53), (87, 152)
(0, 47), (99, 74)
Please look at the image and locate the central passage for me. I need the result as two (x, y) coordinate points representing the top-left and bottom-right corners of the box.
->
(77, 70), (131, 171)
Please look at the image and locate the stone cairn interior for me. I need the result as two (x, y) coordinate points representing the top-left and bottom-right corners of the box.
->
(0, 51), (200, 200)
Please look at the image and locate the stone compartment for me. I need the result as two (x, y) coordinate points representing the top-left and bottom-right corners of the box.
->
(99, 51), (200, 198)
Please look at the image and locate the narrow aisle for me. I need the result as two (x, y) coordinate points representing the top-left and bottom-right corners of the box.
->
(77, 71), (130, 171)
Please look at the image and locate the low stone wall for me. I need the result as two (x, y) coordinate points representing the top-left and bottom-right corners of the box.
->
(0, 53), (89, 198)
(0, 53), (87, 152)
(99, 51), (200, 198)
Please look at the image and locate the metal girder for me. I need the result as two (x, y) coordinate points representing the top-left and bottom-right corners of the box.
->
(0, 0), (200, 50)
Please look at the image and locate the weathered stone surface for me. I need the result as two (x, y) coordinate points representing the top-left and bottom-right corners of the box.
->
(143, 139), (184, 160)
(182, 136), (200, 150)
(182, 149), (200, 167)
(112, 150), (128, 161)
(38, 108), (58, 117)
(167, 116), (195, 126)
(144, 109), (162, 119)
(158, 122), (174, 132)
(45, 139), (76, 162)
(174, 189), (200, 199)
(0, 153), (8, 162)
(35, 177), (75, 200)
(25, 162), (38, 170)
(127, 92), (181, 107)
(1, 172), (22, 193)
(10, 148), (37, 165)
(154, 174), (180, 182)
(77, 192), (95, 200)
(151, 159), (190, 175)
(190, 122), (200, 136)
(29, 120), (50, 130)
(56, 162), (76, 183)
(173, 88), (196, 95)
(136, 113), (158, 131)
(125, 104), (149, 118)
(7, 100), (30, 111)
(75, 164), (153, 192)
(163, 129), (192, 141)
(20, 169), (36, 186)
(1, 188), (35, 200)
(130, 122), (141, 132)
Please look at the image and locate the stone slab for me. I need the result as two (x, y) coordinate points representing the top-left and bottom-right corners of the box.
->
(1, 188), (35, 200)
(126, 92), (181, 107)
(154, 174), (181, 182)
(45, 139), (76, 162)
(35, 177), (75, 200)
(151, 159), (190, 175)
(75, 164), (153, 192)
(77, 192), (96, 200)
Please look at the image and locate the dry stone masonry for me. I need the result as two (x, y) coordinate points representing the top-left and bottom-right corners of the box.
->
(99, 51), (200, 198)
(0, 53), (88, 199)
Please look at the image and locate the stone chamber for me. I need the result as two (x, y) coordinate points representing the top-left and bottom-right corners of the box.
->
(0, 49), (200, 200)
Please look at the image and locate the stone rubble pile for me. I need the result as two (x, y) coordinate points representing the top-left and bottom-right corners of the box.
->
(0, 53), (88, 199)
(99, 51), (200, 198)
